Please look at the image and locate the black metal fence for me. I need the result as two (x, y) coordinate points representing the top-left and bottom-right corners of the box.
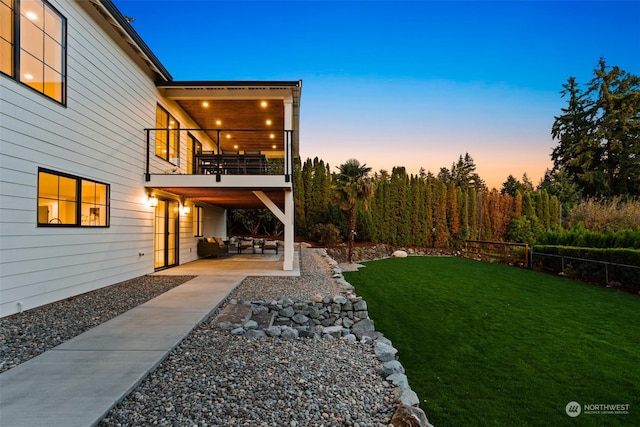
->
(530, 251), (640, 291)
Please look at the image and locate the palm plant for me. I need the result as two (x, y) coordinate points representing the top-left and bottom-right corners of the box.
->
(334, 159), (374, 263)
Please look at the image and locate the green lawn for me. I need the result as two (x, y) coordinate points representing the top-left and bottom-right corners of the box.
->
(344, 257), (640, 426)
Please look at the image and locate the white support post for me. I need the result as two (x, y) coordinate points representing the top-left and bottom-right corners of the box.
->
(253, 190), (295, 270)
(282, 189), (294, 270)
(284, 98), (293, 177)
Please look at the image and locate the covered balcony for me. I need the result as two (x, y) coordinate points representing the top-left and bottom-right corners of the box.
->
(144, 81), (302, 270)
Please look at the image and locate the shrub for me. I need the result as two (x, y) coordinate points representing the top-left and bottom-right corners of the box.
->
(532, 245), (640, 292)
(308, 223), (342, 246)
(537, 223), (640, 249)
(507, 215), (543, 245)
(566, 197), (640, 232)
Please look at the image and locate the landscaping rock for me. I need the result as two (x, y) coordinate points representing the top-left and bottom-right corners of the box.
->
(265, 326), (282, 337)
(292, 313), (309, 325)
(351, 318), (375, 339)
(375, 341), (398, 362)
(322, 325), (343, 337)
(381, 360), (405, 376)
(281, 327), (299, 340)
(398, 388), (421, 407)
(387, 373), (409, 389)
(245, 329), (266, 339)
(390, 403), (430, 426)
(279, 306), (295, 317)
(243, 319), (258, 330)
(353, 299), (368, 311)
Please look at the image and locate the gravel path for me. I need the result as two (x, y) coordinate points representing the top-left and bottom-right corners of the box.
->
(1, 249), (400, 425)
(100, 249), (398, 426)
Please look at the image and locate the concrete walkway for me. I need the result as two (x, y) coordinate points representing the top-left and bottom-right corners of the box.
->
(0, 253), (300, 427)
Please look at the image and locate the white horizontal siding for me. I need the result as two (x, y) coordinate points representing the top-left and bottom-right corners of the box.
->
(0, 0), (171, 317)
(178, 202), (198, 264)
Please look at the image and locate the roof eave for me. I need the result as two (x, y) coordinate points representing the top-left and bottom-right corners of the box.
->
(97, 0), (173, 82)
(156, 80), (302, 88)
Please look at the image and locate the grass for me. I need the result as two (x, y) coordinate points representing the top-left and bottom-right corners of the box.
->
(344, 257), (640, 426)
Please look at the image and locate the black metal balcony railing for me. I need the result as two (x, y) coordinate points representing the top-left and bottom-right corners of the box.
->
(144, 128), (294, 182)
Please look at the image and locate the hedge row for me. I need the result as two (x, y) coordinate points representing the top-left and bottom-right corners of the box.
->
(532, 245), (640, 292)
(537, 225), (640, 249)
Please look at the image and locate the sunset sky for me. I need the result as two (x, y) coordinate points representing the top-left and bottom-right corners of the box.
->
(113, 0), (640, 189)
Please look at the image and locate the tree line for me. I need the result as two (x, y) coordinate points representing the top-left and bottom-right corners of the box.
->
(293, 155), (561, 249)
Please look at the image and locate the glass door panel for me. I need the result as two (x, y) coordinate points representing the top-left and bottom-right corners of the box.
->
(154, 199), (179, 269)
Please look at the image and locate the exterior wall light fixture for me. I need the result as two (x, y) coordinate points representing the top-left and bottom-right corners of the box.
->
(147, 193), (158, 207)
(180, 197), (190, 215)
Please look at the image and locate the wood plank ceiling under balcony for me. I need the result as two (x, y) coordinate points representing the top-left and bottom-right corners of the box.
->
(155, 187), (286, 210)
(176, 99), (285, 153)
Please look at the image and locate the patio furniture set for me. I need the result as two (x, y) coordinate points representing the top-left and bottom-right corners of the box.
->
(231, 237), (279, 254)
(197, 237), (278, 258)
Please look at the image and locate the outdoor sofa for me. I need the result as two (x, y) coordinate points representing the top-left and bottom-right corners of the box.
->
(197, 237), (229, 258)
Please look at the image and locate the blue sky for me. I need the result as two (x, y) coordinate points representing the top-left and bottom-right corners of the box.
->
(113, 0), (640, 188)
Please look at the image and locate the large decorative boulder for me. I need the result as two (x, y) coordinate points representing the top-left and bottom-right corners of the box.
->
(390, 404), (430, 427)
(392, 250), (408, 258)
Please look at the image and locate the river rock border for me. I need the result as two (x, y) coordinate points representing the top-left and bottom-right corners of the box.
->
(213, 249), (432, 427)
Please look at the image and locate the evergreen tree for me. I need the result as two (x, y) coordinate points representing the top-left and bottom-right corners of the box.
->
(551, 59), (640, 196)
(293, 158), (306, 235)
(537, 167), (581, 219)
(459, 187), (470, 243)
(309, 158), (331, 225)
(411, 175), (428, 246)
(390, 167), (411, 245)
(540, 189), (551, 229)
(300, 158), (314, 235)
(549, 195), (561, 228)
(522, 191), (537, 220)
(501, 175), (520, 196)
(480, 191), (492, 240)
(468, 188), (478, 240)
(513, 190), (523, 218)
(589, 58), (640, 195)
(551, 76), (599, 194)
(450, 153), (485, 190)
(491, 190), (513, 241)
(446, 181), (460, 239)
(424, 176), (434, 245)
(432, 179), (450, 247)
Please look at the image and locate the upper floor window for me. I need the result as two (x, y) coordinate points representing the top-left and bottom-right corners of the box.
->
(38, 169), (109, 227)
(155, 104), (179, 164)
(0, 0), (66, 103)
(0, 0), (14, 76)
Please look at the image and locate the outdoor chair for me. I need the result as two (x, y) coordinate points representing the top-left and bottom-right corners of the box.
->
(262, 240), (278, 254)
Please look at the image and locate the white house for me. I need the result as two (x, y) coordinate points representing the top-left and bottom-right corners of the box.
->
(0, 0), (301, 318)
